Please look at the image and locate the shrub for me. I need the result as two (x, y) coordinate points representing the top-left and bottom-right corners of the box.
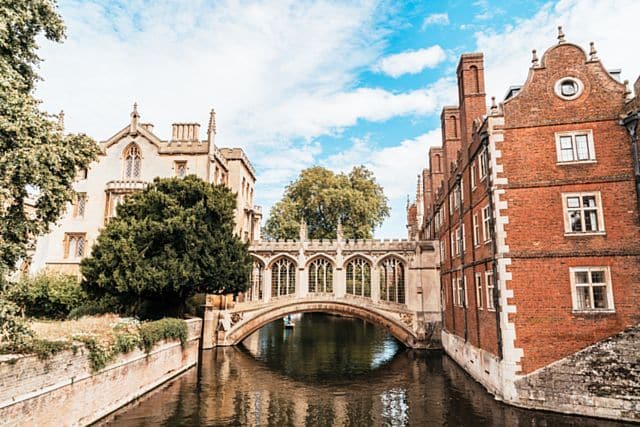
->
(0, 296), (34, 350)
(4, 272), (87, 319)
(138, 318), (188, 353)
(67, 295), (120, 320)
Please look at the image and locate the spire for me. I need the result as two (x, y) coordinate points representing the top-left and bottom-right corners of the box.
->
(531, 49), (539, 67)
(490, 96), (498, 115)
(299, 219), (307, 242)
(336, 218), (343, 241)
(57, 110), (65, 131)
(130, 102), (140, 134)
(589, 42), (598, 61)
(557, 26), (565, 44)
(207, 108), (216, 140)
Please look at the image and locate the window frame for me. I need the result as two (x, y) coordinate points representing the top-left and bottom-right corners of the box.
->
(473, 214), (480, 247)
(555, 130), (596, 164)
(485, 270), (495, 311)
(174, 160), (187, 177)
(479, 149), (488, 180)
(481, 205), (492, 243)
(569, 266), (614, 313)
(561, 192), (605, 236)
(64, 232), (87, 259)
(470, 161), (477, 190)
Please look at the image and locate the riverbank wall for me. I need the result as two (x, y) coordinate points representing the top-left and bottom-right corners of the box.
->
(0, 318), (202, 427)
(443, 325), (640, 423)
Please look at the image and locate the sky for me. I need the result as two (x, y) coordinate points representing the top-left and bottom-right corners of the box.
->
(36, 0), (640, 238)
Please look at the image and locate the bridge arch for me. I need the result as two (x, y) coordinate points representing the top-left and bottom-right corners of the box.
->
(224, 299), (420, 348)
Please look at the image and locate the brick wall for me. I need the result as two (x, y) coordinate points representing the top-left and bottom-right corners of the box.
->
(0, 318), (201, 427)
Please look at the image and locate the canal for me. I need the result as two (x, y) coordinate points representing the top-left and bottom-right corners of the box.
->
(101, 313), (631, 426)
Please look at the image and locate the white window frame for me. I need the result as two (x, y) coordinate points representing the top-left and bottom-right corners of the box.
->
(470, 161), (477, 190)
(449, 193), (454, 215)
(439, 239), (445, 263)
(473, 214), (480, 247)
(561, 192), (605, 236)
(475, 272), (483, 309)
(481, 205), (491, 243)
(485, 271), (495, 311)
(460, 178), (464, 203)
(569, 267), (614, 313)
(479, 149), (488, 180)
(555, 130), (596, 164)
(451, 230), (457, 257)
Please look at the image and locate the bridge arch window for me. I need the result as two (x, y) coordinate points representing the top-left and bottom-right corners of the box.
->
(379, 257), (405, 304)
(249, 260), (264, 301)
(271, 257), (296, 297)
(124, 143), (141, 179)
(308, 258), (333, 294)
(346, 257), (371, 298)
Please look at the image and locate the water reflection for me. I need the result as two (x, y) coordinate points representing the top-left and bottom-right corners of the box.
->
(101, 313), (632, 427)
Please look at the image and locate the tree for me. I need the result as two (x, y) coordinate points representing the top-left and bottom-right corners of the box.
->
(264, 166), (389, 240)
(80, 176), (252, 318)
(0, 1), (99, 278)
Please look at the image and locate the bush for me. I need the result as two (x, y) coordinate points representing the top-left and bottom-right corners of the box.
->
(4, 272), (87, 319)
(0, 296), (34, 350)
(138, 318), (188, 353)
(67, 295), (121, 320)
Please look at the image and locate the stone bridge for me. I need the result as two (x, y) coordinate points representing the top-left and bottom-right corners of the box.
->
(202, 226), (442, 349)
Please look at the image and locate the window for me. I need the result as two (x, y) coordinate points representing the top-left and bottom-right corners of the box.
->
(64, 233), (86, 259)
(346, 257), (371, 297)
(379, 257), (405, 304)
(454, 225), (465, 256)
(271, 258), (296, 297)
(554, 77), (584, 100)
(73, 193), (87, 218)
(555, 131), (595, 163)
(174, 161), (187, 177)
(479, 149), (488, 179)
(308, 258), (333, 293)
(482, 205), (492, 243)
(250, 260), (264, 301)
(456, 277), (466, 307)
(124, 144), (141, 179)
(77, 168), (88, 180)
(450, 231), (455, 258)
(475, 273), (483, 309)
(570, 267), (614, 312)
(562, 192), (604, 234)
(449, 193), (454, 215)
(473, 214), (480, 247)
(439, 239), (445, 263)
(470, 161), (477, 189)
(486, 271), (495, 310)
(460, 178), (464, 203)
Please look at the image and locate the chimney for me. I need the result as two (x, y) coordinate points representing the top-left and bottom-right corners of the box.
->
(171, 123), (201, 143)
(440, 106), (461, 185)
(140, 123), (154, 133)
(456, 53), (486, 154)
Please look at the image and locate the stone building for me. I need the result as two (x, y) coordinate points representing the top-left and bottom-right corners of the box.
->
(409, 29), (640, 421)
(29, 105), (262, 275)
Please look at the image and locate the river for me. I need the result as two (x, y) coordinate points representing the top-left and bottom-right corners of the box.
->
(100, 313), (631, 426)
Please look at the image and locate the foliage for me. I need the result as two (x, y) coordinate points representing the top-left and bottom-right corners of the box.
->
(263, 166), (390, 240)
(0, 0), (100, 278)
(81, 176), (252, 318)
(66, 295), (120, 320)
(4, 271), (86, 319)
(0, 296), (34, 349)
(138, 318), (188, 353)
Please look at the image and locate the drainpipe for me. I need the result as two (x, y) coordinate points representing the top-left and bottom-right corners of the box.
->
(482, 133), (503, 360)
(456, 173), (468, 343)
(622, 112), (640, 210)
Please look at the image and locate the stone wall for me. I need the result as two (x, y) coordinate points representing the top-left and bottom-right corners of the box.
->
(0, 318), (201, 427)
(514, 324), (640, 422)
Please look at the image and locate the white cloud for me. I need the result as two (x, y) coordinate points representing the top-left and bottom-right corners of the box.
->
(421, 13), (449, 30)
(475, 0), (640, 102)
(374, 45), (447, 78)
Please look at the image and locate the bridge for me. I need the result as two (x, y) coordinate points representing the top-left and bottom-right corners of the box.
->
(202, 223), (442, 349)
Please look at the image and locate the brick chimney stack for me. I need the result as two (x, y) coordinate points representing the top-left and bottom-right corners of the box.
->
(456, 53), (487, 158)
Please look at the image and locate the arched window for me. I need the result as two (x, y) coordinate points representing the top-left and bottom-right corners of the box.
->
(308, 258), (333, 294)
(449, 115), (458, 138)
(271, 258), (296, 297)
(249, 260), (264, 301)
(379, 257), (405, 304)
(469, 65), (480, 93)
(346, 257), (371, 298)
(124, 144), (141, 179)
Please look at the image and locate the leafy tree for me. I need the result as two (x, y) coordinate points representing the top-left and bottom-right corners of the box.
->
(0, 1), (99, 278)
(81, 176), (252, 318)
(264, 166), (389, 240)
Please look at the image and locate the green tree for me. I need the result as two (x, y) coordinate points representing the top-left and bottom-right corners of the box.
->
(264, 166), (389, 240)
(80, 176), (252, 318)
(0, 1), (99, 277)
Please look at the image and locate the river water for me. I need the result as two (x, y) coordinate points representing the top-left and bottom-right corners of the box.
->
(102, 313), (631, 426)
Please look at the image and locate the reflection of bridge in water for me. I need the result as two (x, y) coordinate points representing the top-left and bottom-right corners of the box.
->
(202, 224), (442, 349)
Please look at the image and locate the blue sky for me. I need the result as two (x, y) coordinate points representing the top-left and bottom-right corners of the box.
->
(36, 0), (640, 237)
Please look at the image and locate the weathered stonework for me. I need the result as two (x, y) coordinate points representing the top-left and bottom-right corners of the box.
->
(0, 319), (201, 427)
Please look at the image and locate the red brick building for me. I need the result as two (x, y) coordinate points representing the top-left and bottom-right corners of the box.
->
(411, 30), (640, 419)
